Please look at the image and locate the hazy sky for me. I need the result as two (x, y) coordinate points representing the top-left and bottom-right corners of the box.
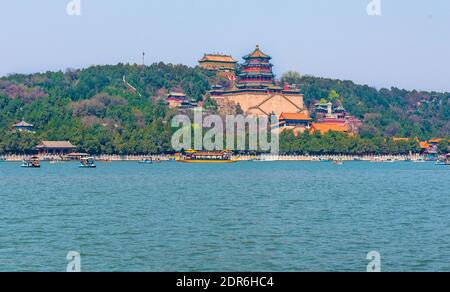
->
(1, 0), (449, 92)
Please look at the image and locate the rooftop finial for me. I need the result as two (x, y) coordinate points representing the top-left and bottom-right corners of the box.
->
(256, 44), (260, 50)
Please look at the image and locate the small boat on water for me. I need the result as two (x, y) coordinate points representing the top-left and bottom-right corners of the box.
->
(139, 157), (153, 164)
(177, 150), (237, 164)
(333, 159), (344, 165)
(253, 156), (279, 162)
(21, 157), (41, 168)
(79, 157), (97, 168)
(436, 154), (450, 166)
(412, 158), (426, 163)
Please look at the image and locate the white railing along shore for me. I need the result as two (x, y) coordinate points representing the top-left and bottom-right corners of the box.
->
(0, 154), (426, 162)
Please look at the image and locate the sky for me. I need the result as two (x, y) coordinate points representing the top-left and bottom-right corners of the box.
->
(0, 0), (449, 92)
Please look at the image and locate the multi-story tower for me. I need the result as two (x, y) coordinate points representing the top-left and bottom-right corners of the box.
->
(209, 45), (308, 120)
(237, 45), (275, 89)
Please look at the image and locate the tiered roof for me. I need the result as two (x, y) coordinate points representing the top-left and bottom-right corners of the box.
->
(244, 45), (271, 60)
(237, 45), (275, 90)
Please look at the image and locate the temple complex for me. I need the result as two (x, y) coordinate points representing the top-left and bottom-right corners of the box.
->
(313, 102), (362, 134)
(209, 46), (308, 118)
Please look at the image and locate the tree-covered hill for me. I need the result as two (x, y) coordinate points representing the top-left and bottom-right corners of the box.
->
(0, 63), (449, 154)
(0, 63), (213, 154)
(296, 75), (450, 139)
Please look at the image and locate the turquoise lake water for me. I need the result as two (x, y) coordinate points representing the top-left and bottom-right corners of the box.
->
(0, 161), (449, 272)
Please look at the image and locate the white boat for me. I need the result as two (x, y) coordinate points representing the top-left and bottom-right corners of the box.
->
(79, 157), (96, 168)
(436, 154), (450, 166)
(139, 158), (153, 164)
(254, 156), (279, 162)
(21, 157), (41, 168)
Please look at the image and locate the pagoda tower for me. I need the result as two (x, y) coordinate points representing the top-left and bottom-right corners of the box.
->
(237, 45), (275, 90)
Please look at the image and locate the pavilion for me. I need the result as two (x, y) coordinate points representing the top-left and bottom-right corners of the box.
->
(35, 141), (77, 155)
(13, 121), (34, 132)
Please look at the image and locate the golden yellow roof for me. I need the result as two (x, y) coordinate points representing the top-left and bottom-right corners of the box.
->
(310, 123), (349, 134)
(199, 54), (237, 63)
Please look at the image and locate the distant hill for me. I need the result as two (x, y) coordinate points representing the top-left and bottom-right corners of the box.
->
(0, 63), (449, 154)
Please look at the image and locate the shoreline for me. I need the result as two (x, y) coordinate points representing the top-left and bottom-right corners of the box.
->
(0, 154), (428, 162)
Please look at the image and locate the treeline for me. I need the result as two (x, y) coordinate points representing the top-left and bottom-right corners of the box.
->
(279, 131), (421, 155)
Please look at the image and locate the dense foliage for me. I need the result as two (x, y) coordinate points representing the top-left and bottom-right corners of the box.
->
(0, 63), (212, 154)
(295, 75), (450, 139)
(0, 64), (448, 154)
(279, 131), (421, 155)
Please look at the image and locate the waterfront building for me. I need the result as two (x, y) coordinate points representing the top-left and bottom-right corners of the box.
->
(35, 141), (76, 155)
(421, 139), (448, 160)
(210, 45), (308, 117)
(13, 121), (34, 132)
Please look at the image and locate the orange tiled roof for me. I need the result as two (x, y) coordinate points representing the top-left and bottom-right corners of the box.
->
(280, 113), (312, 121)
(310, 123), (349, 134)
(419, 142), (431, 149)
(247, 45), (270, 59)
(199, 54), (237, 63)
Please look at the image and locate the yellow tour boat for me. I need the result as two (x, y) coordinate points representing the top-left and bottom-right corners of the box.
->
(177, 150), (238, 164)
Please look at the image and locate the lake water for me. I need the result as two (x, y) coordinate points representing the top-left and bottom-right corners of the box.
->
(0, 161), (449, 272)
